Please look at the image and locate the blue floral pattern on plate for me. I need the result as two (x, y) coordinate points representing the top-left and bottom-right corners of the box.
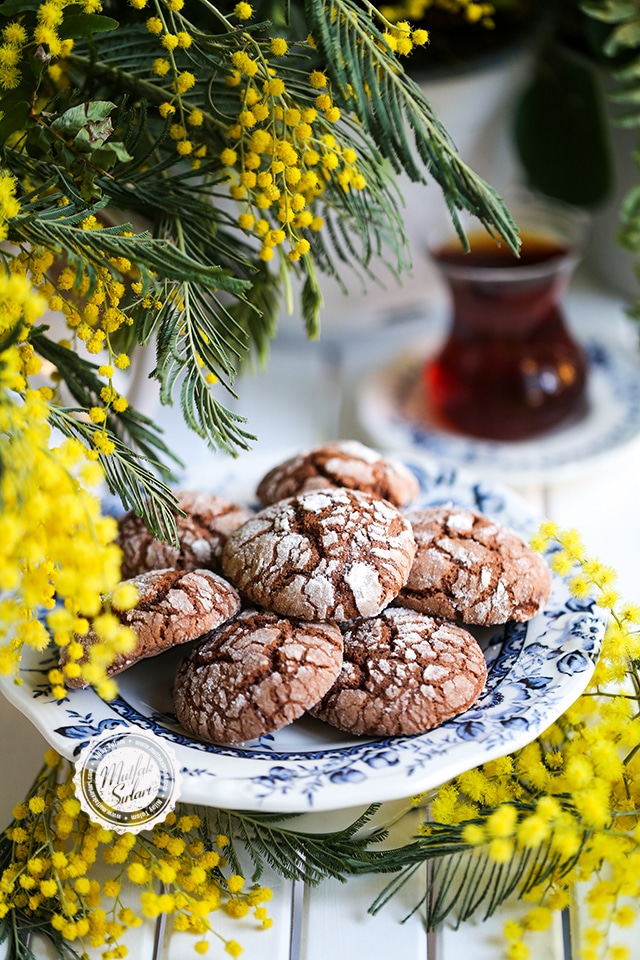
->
(0, 452), (606, 813)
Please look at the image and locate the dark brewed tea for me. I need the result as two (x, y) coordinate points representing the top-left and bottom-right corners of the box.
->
(424, 229), (588, 441)
(434, 230), (569, 269)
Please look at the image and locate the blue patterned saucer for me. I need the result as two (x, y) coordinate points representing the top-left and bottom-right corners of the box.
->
(0, 453), (605, 813)
(356, 339), (640, 483)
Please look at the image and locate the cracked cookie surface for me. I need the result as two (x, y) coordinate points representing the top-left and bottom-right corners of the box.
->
(310, 607), (487, 736)
(396, 504), (552, 625)
(221, 487), (417, 621)
(256, 440), (420, 508)
(62, 568), (241, 687)
(173, 609), (344, 744)
(117, 491), (254, 579)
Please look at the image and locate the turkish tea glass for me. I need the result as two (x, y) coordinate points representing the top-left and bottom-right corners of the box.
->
(423, 197), (590, 442)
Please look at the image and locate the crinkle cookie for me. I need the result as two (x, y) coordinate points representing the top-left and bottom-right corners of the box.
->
(173, 609), (343, 744)
(221, 488), (416, 621)
(62, 568), (241, 687)
(310, 607), (487, 736)
(116, 491), (254, 579)
(396, 504), (552, 625)
(256, 440), (419, 508)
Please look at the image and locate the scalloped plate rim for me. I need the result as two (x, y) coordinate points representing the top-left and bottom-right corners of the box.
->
(0, 450), (606, 814)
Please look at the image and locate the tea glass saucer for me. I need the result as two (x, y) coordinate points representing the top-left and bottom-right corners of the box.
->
(355, 338), (640, 484)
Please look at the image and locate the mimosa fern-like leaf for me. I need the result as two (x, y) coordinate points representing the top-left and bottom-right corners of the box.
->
(47, 407), (180, 543)
(206, 805), (388, 885)
(305, 0), (520, 251)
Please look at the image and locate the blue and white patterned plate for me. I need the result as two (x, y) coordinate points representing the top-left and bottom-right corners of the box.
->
(356, 338), (640, 484)
(0, 451), (606, 814)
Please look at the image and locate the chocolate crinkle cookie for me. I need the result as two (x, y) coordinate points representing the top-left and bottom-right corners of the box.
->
(173, 609), (344, 744)
(396, 504), (552, 625)
(256, 440), (420, 508)
(310, 607), (487, 737)
(116, 491), (254, 579)
(61, 568), (241, 687)
(221, 487), (417, 621)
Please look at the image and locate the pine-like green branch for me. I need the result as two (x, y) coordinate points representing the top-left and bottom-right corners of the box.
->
(206, 805), (390, 885)
(31, 328), (180, 473)
(305, 0), (520, 252)
(195, 801), (591, 932)
(47, 407), (181, 543)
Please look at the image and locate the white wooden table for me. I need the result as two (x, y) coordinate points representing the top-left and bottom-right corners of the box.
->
(2, 266), (640, 959)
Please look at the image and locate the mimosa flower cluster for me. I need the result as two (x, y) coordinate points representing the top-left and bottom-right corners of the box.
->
(0, 0), (78, 90)
(137, 1), (383, 265)
(221, 51), (362, 264)
(379, 0), (496, 29)
(422, 523), (640, 960)
(0, 751), (272, 958)
(7, 217), (141, 452)
(0, 257), (136, 699)
(100, 0), (428, 268)
(0, 0), (430, 452)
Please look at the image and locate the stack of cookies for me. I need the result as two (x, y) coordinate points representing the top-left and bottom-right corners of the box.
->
(65, 440), (552, 746)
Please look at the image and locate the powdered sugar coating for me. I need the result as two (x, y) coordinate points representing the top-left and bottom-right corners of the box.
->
(173, 609), (343, 744)
(256, 440), (420, 507)
(310, 607), (487, 736)
(117, 491), (254, 578)
(62, 569), (241, 687)
(397, 504), (552, 625)
(221, 488), (417, 621)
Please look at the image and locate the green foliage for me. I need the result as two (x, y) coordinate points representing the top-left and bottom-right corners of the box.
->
(366, 818), (586, 927)
(46, 101), (132, 200)
(210, 805), (390, 885)
(590, 0), (640, 57)
(513, 0), (640, 310)
(0, 910), (82, 960)
(30, 325), (181, 474)
(305, 0), (519, 250)
(0, 0), (520, 531)
(0, 0), (40, 15)
(153, 275), (257, 456)
(589, 0), (640, 127)
(59, 11), (118, 39)
(186, 800), (587, 926)
(0, 792), (588, 957)
(579, 0), (640, 308)
(514, 43), (613, 206)
(48, 405), (181, 544)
